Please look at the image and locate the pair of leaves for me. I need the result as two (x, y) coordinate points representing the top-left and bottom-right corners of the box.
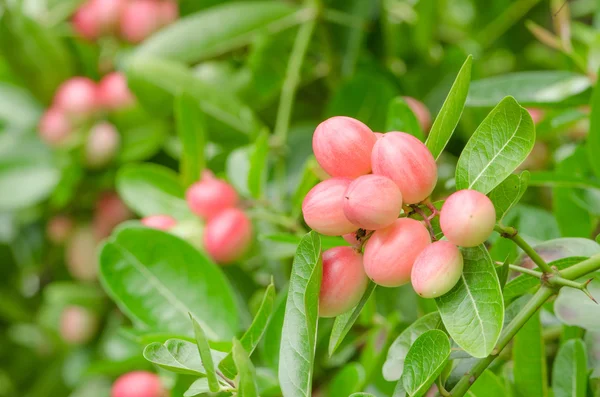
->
(552, 339), (588, 397)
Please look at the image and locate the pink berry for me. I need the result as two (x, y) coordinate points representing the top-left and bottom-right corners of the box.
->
(72, 3), (101, 40)
(53, 77), (98, 119)
(371, 132), (437, 204)
(66, 226), (99, 281)
(85, 122), (120, 168)
(47, 215), (75, 244)
(90, 0), (125, 34)
(60, 305), (98, 344)
(312, 116), (377, 178)
(120, 0), (161, 43)
(93, 192), (133, 239)
(203, 208), (252, 264)
(186, 175), (239, 220)
(319, 247), (368, 318)
(363, 218), (431, 287)
(158, 0), (178, 26)
(526, 107), (545, 124)
(343, 175), (402, 230)
(111, 371), (164, 397)
(98, 72), (135, 110)
(411, 241), (463, 298)
(38, 108), (72, 146)
(403, 96), (432, 132)
(302, 178), (356, 236)
(439, 189), (496, 247)
(141, 215), (177, 230)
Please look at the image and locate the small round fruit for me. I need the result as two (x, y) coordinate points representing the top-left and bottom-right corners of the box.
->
(47, 215), (75, 244)
(93, 192), (133, 239)
(98, 72), (135, 110)
(60, 305), (98, 344)
(440, 189), (496, 247)
(72, 3), (101, 40)
(66, 226), (98, 281)
(186, 175), (238, 220)
(411, 241), (463, 298)
(343, 175), (402, 230)
(319, 247), (368, 317)
(403, 96), (432, 132)
(363, 218), (431, 287)
(141, 215), (177, 231)
(53, 77), (98, 118)
(120, 0), (161, 43)
(38, 108), (72, 146)
(85, 122), (120, 168)
(371, 132), (437, 204)
(203, 208), (252, 264)
(158, 0), (178, 26)
(312, 116), (377, 178)
(302, 178), (356, 236)
(111, 371), (164, 397)
(90, 0), (125, 34)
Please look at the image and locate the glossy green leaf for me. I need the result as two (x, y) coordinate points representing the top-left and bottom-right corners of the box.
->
(435, 245), (504, 358)
(0, 157), (60, 211)
(349, 394), (376, 397)
(555, 277), (600, 330)
(513, 238), (600, 269)
(248, 131), (270, 199)
(190, 315), (220, 392)
(467, 370), (506, 397)
(233, 339), (259, 397)
(468, 71), (591, 107)
(456, 96), (535, 194)
(513, 310), (547, 397)
(382, 313), (441, 382)
(278, 231), (322, 397)
(327, 363), (365, 397)
(116, 163), (191, 219)
(118, 122), (168, 163)
(589, 70), (600, 178)
(385, 97), (425, 141)
(0, 83), (42, 133)
(135, 2), (301, 63)
(183, 378), (211, 397)
(528, 171), (600, 189)
(219, 282), (276, 378)
(176, 93), (206, 187)
(425, 55), (472, 160)
(143, 338), (225, 375)
(291, 158), (320, 219)
(99, 225), (238, 339)
(488, 171), (529, 220)
(552, 339), (588, 397)
(329, 281), (376, 356)
(401, 329), (451, 397)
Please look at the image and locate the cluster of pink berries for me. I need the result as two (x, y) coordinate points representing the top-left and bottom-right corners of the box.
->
(141, 171), (253, 265)
(73, 0), (178, 44)
(302, 116), (496, 317)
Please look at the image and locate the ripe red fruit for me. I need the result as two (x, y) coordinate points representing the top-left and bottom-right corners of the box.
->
(53, 77), (98, 119)
(343, 175), (402, 230)
(439, 189), (496, 247)
(91, 0), (125, 34)
(120, 0), (161, 43)
(98, 72), (135, 110)
(371, 132), (437, 204)
(319, 246), (368, 317)
(85, 122), (121, 168)
(203, 208), (252, 264)
(526, 107), (545, 124)
(60, 305), (98, 344)
(158, 0), (178, 26)
(38, 108), (72, 146)
(312, 116), (377, 178)
(93, 192), (133, 239)
(302, 178), (356, 236)
(403, 96), (432, 132)
(363, 218), (431, 287)
(411, 240), (463, 298)
(47, 215), (75, 244)
(72, 3), (101, 40)
(141, 215), (177, 230)
(111, 371), (164, 397)
(66, 226), (99, 281)
(186, 174), (238, 220)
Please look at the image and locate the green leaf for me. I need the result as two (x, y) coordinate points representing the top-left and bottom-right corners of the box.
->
(116, 163), (191, 219)
(555, 277), (600, 331)
(385, 97), (425, 141)
(118, 122), (168, 163)
(278, 231), (322, 397)
(176, 93), (206, 187)
(455, 96), (535, 194)
(488, 171), (530, 221)
(0, 157), (60, 211)
(190, 315), (220, 392)
(589, 72), (600, 179)
(513, 310), (548, 397)
(134, 2), (301, 63)
(248, 131), (270, 199)
(327, 363), (365, 397)
(219, 282), (276, 379)
(183, 378), (211, 397)
(233, 339), (259, 397)
(226, 146), (252, 196)
(291, 159), (320, 219)
(143, 338), (225, 375)
(329, 281), (376, 356)
(99, 225), (238, 339)
(401, 329), (451, 397)
(513, 238), (600, 269)
(383, 312), (442, 382)
(349, 394), (376, 397)
(552, 339), (588, 397)
(467, 71), (591, 107)
(467, 370), (506, 397)
(495, 257), (510, 290)
(528, 171), (600, 190)
(435, 245), (504, 358)
(0, 83), (42, 133)
(425, 55), (472, 160)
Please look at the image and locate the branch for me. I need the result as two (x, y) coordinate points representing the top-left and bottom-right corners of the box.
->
(494, 224), (554, 274)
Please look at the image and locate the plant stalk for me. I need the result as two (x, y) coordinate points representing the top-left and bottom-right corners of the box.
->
(494, 224), (554, 274)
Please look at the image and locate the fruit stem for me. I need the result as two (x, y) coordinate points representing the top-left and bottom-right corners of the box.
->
(412, 205), (437, 241)
(494, 224), (554, 274)
(508, 264), (542, 278)
(217, 369), (235, 388)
